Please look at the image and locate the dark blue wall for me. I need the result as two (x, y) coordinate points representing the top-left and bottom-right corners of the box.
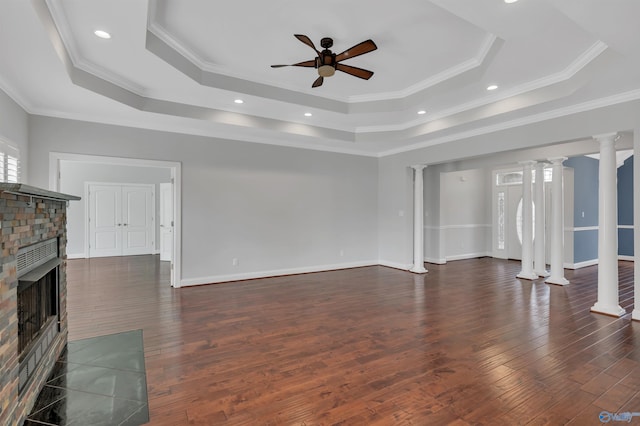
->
(565, 156), (599, 263)
(618, 156), (634, 256)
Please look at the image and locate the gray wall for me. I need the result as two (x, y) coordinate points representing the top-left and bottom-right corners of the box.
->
(439, 168), (491, 261)
(0, 89), (29, 181)
(59, 162), (171, 257)
(27, 115), (379, 283)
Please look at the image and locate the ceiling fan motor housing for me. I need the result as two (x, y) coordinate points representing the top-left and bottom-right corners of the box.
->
(318, 51), (337, 77)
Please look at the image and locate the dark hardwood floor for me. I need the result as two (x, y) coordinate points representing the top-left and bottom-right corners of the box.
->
(66, 256), (640, 425)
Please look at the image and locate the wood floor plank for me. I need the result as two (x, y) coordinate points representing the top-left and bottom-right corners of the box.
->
(65, 256), (638, 425)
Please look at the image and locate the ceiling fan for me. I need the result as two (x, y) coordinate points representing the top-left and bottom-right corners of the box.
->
(271, 35), (377, 88)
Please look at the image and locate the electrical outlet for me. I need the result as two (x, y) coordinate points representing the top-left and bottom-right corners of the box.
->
(339, 249), (344, 257)
(232, 258), (239, 266)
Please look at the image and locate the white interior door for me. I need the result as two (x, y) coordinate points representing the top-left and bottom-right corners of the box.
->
(88, 183), (155, 258)
(159, 182), (173, 262)
(122, 186), (154, 256)
(89, 185), (122, 257)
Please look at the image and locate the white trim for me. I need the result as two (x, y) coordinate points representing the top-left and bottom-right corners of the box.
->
(425, 224), (491, 231)
(66, 253), (85, 260)
(378, 260), (413, 271)
(619, 255), (635, 262)
(425, 257), (447, 265)
(445, 252), (491, 262)
(49, 152), (181, 288)
(180, 260), (378, 287)
(568, 225), (634, 231)
(565, 259), (599, 269)
(440, 224), (491, 230)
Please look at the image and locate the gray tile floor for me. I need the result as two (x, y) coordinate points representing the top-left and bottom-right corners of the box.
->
(24, 330), (149, 426)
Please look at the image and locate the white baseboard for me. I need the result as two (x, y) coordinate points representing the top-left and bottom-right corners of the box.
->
(180, 260), (378, 287)
(565, 256), (635, 269)
(378, 260), (413, 271)
(445, 252), (492, 262)
(565, 259), (598, 269)
(67, 253), (86, 259)
(425, 257), (446, 265)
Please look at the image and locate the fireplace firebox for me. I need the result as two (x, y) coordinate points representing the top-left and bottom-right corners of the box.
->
(17, 238), (61, 393)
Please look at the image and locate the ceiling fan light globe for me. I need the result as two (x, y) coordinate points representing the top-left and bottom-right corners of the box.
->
(318, 65), (335, 77)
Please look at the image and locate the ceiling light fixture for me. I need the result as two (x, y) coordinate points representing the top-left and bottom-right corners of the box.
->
(417, 110), (426, 115)
(304, 112), (312, 117)
(487, 85), (498, 91)
(94, 30), (111, 39)
(234, 99), (244, 104)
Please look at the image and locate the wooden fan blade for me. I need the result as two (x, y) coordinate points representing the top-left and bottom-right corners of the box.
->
(336, 63), (374, 80)
(294, 34), (321, 55)
(271, 60), (317, 68)
(312, 76), (324, 88)
(335, 39), (377, 62)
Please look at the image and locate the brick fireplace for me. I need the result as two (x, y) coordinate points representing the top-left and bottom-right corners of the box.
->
(0, 183), (79, 426)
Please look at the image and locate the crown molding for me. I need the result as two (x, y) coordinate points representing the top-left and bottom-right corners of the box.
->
(28, 106), (379, 157)
(0, 74), (34, 113)
(377, 88), (640, 157)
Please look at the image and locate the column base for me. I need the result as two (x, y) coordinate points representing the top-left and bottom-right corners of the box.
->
(516, 271), (538, 280)
(534, 269), (550, 278)
(410, 266), (428, 274)
(545, 276), (569, 285)
(591, 303), (625, 317)
(632, 309), (640, 321)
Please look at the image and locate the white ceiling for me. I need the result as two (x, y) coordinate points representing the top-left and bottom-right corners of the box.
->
(1, 0), (639, 157)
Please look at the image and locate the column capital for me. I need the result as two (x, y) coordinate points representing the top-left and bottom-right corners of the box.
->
(518, 160), (537, 167)
(593, 132), (618, 143)
(411, 164), (427, 171)
(547, 156), (567, 165)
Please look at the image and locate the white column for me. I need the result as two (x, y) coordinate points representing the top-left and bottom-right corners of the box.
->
(410, 165), (428, 274)
(534, 162), (549, 277)
(546, 157), (569, 285)
(633, 126), (640, 321)
(591, 133), (625, 317)
(517, 161), (538, 280)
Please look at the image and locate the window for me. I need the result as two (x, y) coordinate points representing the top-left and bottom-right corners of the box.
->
(0, 140), (20, 183)
(496, 168), (552, 186)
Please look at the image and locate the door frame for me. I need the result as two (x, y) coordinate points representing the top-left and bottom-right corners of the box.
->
(159, 182), (173, 262)
(85, 182), (156, 258)
(49, 152), (182, 288)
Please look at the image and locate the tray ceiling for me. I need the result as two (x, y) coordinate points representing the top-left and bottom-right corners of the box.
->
(0, 0), (639, 156)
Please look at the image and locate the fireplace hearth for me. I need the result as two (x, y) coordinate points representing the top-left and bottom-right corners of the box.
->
(0, 184), (79, 426)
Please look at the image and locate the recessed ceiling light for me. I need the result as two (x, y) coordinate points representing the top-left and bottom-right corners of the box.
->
(504, 0), (518, 3)
(94, 30), (111, 39)
(234, 99), (244, 104)
(417, 110), (426, 115)
(486, 85), (498, 91)
(304, 112), (312, 117)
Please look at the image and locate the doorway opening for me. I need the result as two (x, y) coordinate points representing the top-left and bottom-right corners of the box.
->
(49, 152), (182, 287)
